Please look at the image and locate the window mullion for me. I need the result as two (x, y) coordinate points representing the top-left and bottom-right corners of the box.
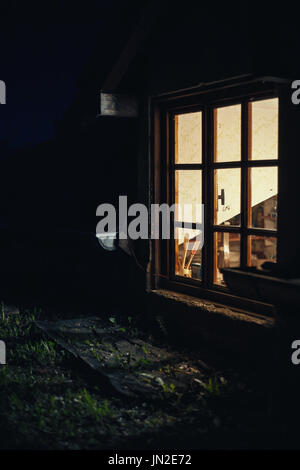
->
(241, 101), (249, 268)
(207, 105), (215, 286)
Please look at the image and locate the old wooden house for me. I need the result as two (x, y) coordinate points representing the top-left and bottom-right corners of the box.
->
(75, 0), (300, 357)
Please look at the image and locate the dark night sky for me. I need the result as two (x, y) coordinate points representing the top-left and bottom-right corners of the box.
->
(0, 0), (141, 149)
(2, 0), (297, 151)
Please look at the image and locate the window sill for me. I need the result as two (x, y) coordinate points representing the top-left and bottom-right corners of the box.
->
(156, 277), (275, 316)
(147, 289), (277, 360)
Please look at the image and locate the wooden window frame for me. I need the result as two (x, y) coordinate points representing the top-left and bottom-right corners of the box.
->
(150, 78), (283, 316)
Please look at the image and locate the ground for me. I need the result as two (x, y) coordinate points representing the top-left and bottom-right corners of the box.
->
(0, 303), (285, 450)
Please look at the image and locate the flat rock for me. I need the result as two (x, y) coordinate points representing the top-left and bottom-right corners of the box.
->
(35, 317), (211, 399)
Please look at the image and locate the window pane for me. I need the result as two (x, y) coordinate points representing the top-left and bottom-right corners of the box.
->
(214, 232), (241, 285)
(214, 168), (241, 226)
(175, 170), (202, 223)
(175, 227), (202, 280)
(175, 112), (202, 163)
(214, 104), (241, 162)
(249, 167), (278, 230)
(248, 235), (277, 269)
(249, 98), (278, 160)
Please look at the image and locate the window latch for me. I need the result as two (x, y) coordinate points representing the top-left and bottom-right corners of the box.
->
(218, 188), (225, 206)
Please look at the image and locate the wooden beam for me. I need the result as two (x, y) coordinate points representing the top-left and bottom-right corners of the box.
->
(101, 1), (163, 92)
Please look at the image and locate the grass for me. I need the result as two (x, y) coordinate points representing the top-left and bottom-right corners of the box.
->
(0, 305), (273, 450)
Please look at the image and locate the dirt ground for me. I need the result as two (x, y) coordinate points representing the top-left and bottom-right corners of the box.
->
(0, 303), (290, 450)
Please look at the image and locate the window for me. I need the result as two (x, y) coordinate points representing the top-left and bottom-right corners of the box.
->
(152, 79), (280, 312)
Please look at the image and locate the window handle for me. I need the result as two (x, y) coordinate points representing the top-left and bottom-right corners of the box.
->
(218, 188), (225, 206)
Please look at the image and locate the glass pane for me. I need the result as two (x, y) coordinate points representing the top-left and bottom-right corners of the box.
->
(175, 227), (202, 280)
(175, 170), (202, 223)
(175, 112), (202, 163)
(214, 232), (241, 285)
(214, 168), (241, 226)
(214, 104), (241, 162)
(249, 167), (278, 230)
(248, 235), (277, 269)
(249, 98), (278, 160)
